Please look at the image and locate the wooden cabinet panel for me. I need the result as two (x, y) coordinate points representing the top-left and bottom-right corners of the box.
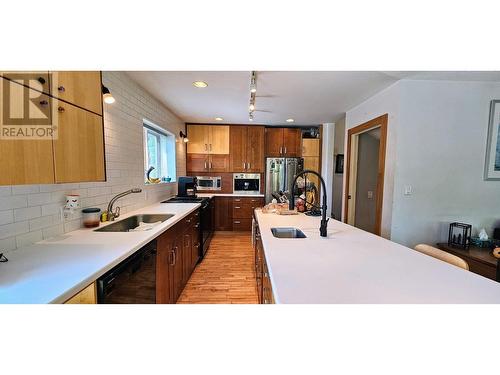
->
(50, 71), (102, 115)
(1, 71), (50, 95)
(283, 128), (302, 157)
(209, 125), (229, 154)
(302, 138), (320, 157)
(214, 197), (233, 231)
(187, 153), (209, 172)
(191, 219), (201, 270)
(172, 236), (184, 301)
(64, 283), (96, 304)
(209, 154), (230, 172)
(303, 156), (321, 189)
(0, 82), (55, 185)
(265, 128), (283, 157)
(182, 232), (192, 285)
(157, 230), (175, 304)
(52, 100), (105, 183)
(246, 126), (265, 172)
(232, 218), (252, 231)
(229, 126), (247, 172)
(187, 124), (210, 154)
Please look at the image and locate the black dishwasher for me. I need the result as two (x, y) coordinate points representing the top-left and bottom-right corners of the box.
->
(97, 240), (157, 304)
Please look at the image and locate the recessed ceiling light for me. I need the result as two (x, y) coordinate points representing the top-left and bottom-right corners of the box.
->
(193, 81), (208, 88)
(215, 117), (223, 121)
(286, 118), (295, 123)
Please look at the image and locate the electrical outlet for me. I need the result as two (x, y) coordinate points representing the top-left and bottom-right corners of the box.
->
(404, 185), (413, 196)
(367, 191), (373, 199)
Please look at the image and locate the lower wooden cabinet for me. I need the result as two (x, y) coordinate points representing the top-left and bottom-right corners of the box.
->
(156, 209), (200, 304)
(214, 196), (265, 231)
(64, 282), (97, 304)
(254, 221), (274, 304)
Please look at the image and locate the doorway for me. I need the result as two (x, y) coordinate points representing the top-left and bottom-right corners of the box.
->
(345, 114), (387, 235)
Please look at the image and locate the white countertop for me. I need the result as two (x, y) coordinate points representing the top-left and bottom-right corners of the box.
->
(0, 202), (200, 304)
(198, 193), (265, 198)
(255, 210), (500, 303)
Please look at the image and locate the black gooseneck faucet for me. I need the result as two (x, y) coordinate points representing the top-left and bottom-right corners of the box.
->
(289, 170), (329, 237)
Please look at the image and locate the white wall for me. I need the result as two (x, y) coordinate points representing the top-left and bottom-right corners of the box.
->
(345, 79), (500, 248)
(345, 82), (400, 239)
(332, 116), (345, 219)
(392, 80), (500, 247)
(321, 123), (335, 215)
(0, 71), (186, 253)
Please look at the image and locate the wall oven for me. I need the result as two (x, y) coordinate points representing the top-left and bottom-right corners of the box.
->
(196, 176), (221, 191)
(233, 173), (260, 194)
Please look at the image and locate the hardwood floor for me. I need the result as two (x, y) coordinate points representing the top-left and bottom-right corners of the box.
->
(177, 231), (258, 304)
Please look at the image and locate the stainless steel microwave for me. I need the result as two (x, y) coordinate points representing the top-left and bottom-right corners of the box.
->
(196, 176), (222, 191)
(233, 173), (260, 194)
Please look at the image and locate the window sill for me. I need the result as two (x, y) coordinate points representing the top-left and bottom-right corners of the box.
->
(144, 181), (176, 186)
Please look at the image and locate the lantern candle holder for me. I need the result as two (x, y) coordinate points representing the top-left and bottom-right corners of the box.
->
(448, 222), (472, 249)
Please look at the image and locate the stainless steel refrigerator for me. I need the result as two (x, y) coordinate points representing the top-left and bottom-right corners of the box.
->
(265, 157), (304, 203)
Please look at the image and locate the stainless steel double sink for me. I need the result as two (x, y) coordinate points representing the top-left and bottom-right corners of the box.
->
(271, 227), (307, 238)
(94, 214), (174, 232)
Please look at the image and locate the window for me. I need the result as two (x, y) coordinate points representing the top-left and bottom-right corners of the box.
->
(143, 121), (176, 184)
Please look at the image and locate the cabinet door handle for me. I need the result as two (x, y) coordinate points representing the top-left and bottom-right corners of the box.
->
(169, 249), (176, 265)
(279, 146), (283, 155)
(247, 162), (251, 169)
(57, 106), (65, 113)
(235, 206), (241, 209)
(234, 221), (241, 224)
(243, 162), (246, 170)
(209, 162), (212, 169)
(284, 147), (287, 154)
(37, 77), (46, 85)
(186, 219), (191, 223)
(205, 144), (208, 151)
(209, 144), (212, 151)
(204, 161), (208, 169)
(194, 223), (200, 228)
(57, 85), (65, 93)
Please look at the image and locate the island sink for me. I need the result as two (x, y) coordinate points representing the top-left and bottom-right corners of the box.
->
(271, 227), (307, 239)
(94, 214), (174, 232)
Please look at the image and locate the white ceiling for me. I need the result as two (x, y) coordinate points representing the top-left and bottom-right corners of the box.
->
(125, 71), (500, 126)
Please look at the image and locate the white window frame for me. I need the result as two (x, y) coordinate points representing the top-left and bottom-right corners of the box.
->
(143, 119), (176, 184)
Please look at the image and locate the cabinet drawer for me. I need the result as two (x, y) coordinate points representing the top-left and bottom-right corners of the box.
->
(233, 204), (253, 218)
(232, 218), (252, 231)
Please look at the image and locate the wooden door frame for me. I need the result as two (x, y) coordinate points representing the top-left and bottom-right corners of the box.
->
(344, 114), (388, 235)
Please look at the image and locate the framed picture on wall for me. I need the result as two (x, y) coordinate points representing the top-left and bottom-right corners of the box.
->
(335, 154), (344, 174)
(485, 100), (500, 180)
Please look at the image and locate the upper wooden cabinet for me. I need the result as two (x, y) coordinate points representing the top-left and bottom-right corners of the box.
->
(0, 82), (55, 185)
(302, 138), (320, 157)
(1, 71), (51, 95)
(0, 72), (106, 186)
(265, 127), (302, 157)
(187, 124), (229, 154)
(229, 125), (265, 172)
(50, 71), (103, 115)
(53, 100), (105, 183)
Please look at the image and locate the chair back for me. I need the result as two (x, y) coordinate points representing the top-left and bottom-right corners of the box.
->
(414, 244), (469, 270)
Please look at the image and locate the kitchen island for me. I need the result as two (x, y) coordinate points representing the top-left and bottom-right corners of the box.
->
(254, 209), (500, 303)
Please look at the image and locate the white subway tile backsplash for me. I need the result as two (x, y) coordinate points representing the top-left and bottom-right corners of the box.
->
(0, 195), (28, 210)
(27, 193), (52, 206)
(0, 210), (14, 225)
(0, 71), (185, 252)
(14, 206), (41, 222)
(0, 221), (30, 240)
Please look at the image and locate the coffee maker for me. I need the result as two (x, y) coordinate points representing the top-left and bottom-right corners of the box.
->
(177, 176), (198, 198)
